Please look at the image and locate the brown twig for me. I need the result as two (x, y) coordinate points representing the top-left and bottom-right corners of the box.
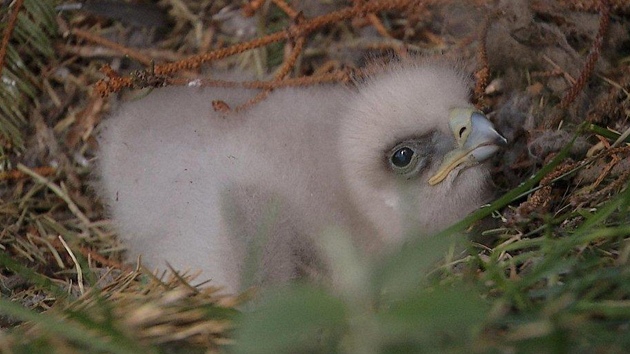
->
(0, 0), (24, 79)
(95, 0), (413, 97)
(156, 0), (410, 75)
(530, 69), (565, 79)
(591, 153), (619, 188)
(56, 43), (183, 63)
(569, 146), (630, 206)
(0, 166), (56, 181)
(544, 0), (610, 129)
(473, 10), (498, 110)
(242, 0), (265, 17)
(542, 54), (577, 85)
(169, 70), (355, 90)
(233, 37), (307, 112)
(234, 14), (308, 113)
(46, 235), (133, 273)
(211, 100), (232, 114)
(79, 246), (133, 272)
(271, 0), (299, 19)
(367, 13), (392, 38)
(70, 27), (154, 66)
(352, 0), (393, 38)
(510, 159), (578, 223)
(588, 80), (630, 123)
(577, 169), (630, 204)
(559, 0), (611, 111)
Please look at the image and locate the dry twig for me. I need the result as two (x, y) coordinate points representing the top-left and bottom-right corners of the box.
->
(69, 28), (154, 66)
(270, 0), (299, 19)
(170, 70), (355, 91)
(510, 159), (578, 223)
(0, 0), (24, 79)
(558, 0), (611, 110)
(95, 0), (414, 97)
(233, 13), (308, 112)
(0, 166), (56, 181)
(473, 10), (497, 110)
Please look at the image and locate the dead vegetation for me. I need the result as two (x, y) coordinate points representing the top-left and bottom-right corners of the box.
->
(1, 0), (630, 352)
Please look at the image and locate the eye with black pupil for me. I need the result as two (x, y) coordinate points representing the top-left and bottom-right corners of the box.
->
(458, 127), (467, 137)
(392, 147), (414, 167)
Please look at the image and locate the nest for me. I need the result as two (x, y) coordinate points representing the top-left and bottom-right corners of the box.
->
(1, 0), (630, 351)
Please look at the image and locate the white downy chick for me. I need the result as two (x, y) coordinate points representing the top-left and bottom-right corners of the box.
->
(97, 60), (506, 293)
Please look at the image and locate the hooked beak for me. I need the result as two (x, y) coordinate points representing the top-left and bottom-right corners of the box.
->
(428, 109), (507, 186)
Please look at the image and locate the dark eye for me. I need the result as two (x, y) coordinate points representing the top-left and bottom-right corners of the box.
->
(391, 147), (414, 167)
(458, 127), (467, 138)
(388, 139), (432, 177)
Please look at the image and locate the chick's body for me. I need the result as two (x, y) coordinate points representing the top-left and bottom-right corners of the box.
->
(98, 62), (497, 293)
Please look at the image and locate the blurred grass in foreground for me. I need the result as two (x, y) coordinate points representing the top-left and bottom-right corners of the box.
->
(232, 142), (630, 353)
(3, 152), (630, 352)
